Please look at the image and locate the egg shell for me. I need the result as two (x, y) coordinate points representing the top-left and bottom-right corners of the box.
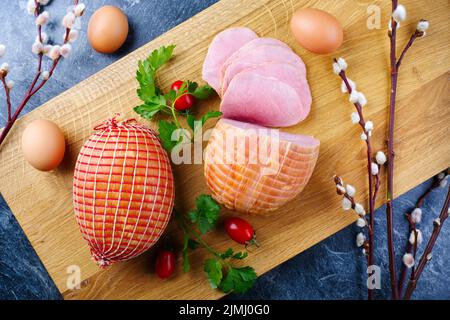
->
(21, 119), (66, 172)
(88, 6), (129, 54)
(290, 8), (343, 54)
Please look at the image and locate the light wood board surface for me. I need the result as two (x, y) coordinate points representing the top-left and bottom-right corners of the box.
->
(0, 0), (449, 300)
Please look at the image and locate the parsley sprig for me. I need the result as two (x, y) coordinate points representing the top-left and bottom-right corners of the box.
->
(134, 45), (221, 151)
(175, 195), (257, 294)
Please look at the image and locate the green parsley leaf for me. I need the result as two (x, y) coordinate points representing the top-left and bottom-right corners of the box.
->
(147, 45), (176, 71)
(201, 111), (222, 126)
(192, 84), (214, 100)
(220, 248), (234, 260)
(158, 120), (179, 151)
(219, 266), (257, 294)
(190, 195), (221, 234)
(204, 258), (223, 289)
(186, 114), (196, 131)
(231, 251), (248, 260)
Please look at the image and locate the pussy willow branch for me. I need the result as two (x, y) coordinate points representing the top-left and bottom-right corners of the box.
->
(386, 0), (426, 300)
(398, 175), (442, 295)
(403, 187), (450, 299)
(385, 0), (400, 300)
(335, 67), (379, 300)
(0, 0), (79, 148)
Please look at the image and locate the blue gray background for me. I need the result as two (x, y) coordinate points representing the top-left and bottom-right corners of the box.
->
(0, 0), (448, 300)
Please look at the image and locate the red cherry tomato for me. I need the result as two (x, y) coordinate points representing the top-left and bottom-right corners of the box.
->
(224, 217), (258, 246)
(155, 250), (175, 279)
(171, 80), (195, 111)
(170, 80), (184, 91)
(174, 94), (195, 111)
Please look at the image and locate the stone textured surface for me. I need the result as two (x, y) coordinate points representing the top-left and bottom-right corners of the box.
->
(0, 1), (448, 300)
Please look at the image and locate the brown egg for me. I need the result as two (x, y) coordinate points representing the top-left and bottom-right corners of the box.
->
(22, 119), (66, 172)
(88, 6), (129, 54)
(290, 8), (343, 54)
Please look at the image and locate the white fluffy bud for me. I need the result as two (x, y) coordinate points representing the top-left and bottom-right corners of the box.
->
(27, 0), (37, 15)
(375, 151), (387, 165)
(346, 184), (356, 197)
(41, 70), (50, 80)
(360, 133), (368, 141)
(371, 162), (379, 175)
(341, 79), (356, 93)
(1, 62), (9, 72)
(357, 92), (367, 107)
(60, 44), (72, 58)
(67, 29), (79, 43)
(417, 20), (429, 33)
(434, 218), (441, 226)
(356, 233), (365, 247)
(74, 3), (86, 17)
(342, 197), (352, 211)
(349, 90), (359, 103)
(46, 45), (61, 60)
(356, 218), (366, 228)
(337, 57), (347, 71)
(403, 253), (415, 268)
(392, 4), (407, 23)
(332, 62), (342, 75)
(31, 42), (44, 55)
(351, 112), (360, 124)
(35, 11), (50, 26)
(62, 12), (76, 28)
(411, 208), (422, 224)
(6, 80), (14, 89)
(364, 121), (374, 132)
(409, 229), (423, 245)
(354, 203), (366, 216)
(0, 44), (5, 57)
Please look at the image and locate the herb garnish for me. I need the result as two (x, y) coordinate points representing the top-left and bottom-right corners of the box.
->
(134, 45), (221, 151)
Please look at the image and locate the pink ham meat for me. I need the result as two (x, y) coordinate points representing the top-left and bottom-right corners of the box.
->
(202, 27), (258, 93)
(221, 71), (306, 127)
(220, 38), (291, 84)
(204, 119), (320, 215)
(221, 45), (306, 95)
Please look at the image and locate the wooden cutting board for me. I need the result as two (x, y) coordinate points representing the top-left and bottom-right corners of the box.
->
(0, 0), (449, 299)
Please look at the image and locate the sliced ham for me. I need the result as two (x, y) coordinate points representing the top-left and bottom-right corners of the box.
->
(204, 119), (320, 215)
(202, 27), (258, 93)
(220, 37), (291, 84)
(220, 72), (306, 127)
(221, 44), (306, 95)
(221, 62), (311, 117)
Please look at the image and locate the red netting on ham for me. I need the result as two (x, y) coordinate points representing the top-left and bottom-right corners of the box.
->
(73, 116), (175, 267)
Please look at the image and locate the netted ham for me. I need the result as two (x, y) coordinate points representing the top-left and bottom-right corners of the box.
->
(204, 119), (320, 215)
(73, 116), (175, 267)
(202, 27), (257, 94)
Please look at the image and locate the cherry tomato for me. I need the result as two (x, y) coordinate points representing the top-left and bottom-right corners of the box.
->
(155, 250), (175, 279)
(174, 94), (195, 111)
(170, 80), (184, 91)
(171, 80), (195, 111)
(224, 217), (258, 246)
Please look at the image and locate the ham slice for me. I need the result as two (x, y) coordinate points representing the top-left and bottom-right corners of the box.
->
(202, 27), (258, 93)
(221, 62), (311, 116)
(204, 119), (320, 215)
(220, 72), (307, 127)
(220, 38), (291, 84)
(221, 44), (306, 95)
